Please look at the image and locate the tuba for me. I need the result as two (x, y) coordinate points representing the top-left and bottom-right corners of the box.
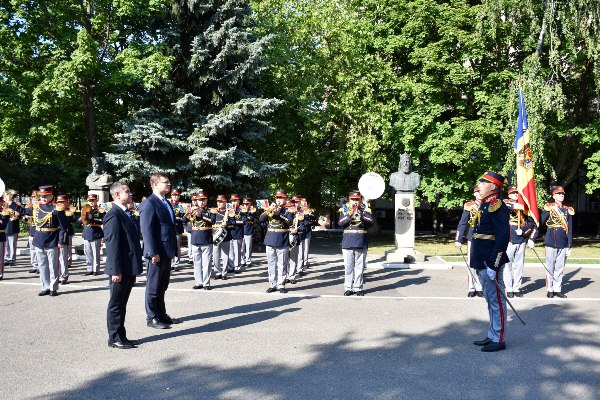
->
(358, 172), (385, 202)
(80, 204), (93, 225)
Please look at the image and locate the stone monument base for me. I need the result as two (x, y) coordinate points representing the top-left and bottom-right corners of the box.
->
(381, 252), (452, 270)
(385, 248), (425, 263)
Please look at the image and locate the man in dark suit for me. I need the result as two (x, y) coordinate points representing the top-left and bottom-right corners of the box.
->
(104, 182), (143, 349)
(139, 173), (181, 329)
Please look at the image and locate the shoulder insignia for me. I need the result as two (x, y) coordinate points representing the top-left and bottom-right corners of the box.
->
(211, 209), (218, 214)
(65, 212), (73, 217)
(488, 199), (501, 212)
(55, 204), (65, 211)
(503, 199), (511, 204)
(544, 203), (554, 211)
(463, 201), (474, 211)
(1, 210), (9, 216)
(338, 207), (344, 213)
(566, 206), (575, 215)
(364, 207), (372, 213)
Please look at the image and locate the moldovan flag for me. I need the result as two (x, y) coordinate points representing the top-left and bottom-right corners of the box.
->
(514, 87), (540, 226)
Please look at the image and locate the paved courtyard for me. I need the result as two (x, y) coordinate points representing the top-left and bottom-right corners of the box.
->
(1, 232), (599, 399)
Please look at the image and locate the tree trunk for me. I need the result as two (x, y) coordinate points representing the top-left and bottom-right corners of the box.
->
(81, 80), (98, 157)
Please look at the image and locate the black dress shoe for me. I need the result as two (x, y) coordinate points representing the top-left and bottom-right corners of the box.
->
(193, 284), (203, 289)
(547, 292), (554, 298)
(467, 291), (476, 298)
(474, 337), (493, 346)
(279, 288), (287, 294)
(50, 291), (58, 297)
(289, 279), (297, 284)
(476, 291), (484, 297)
(29, 269), (38, 274)
(234, 269), (241, 274)
(507, 292), (514, 298)
(38, 290), (51, 296)
(214, 274), (222, 280)
(203, 286), (212, 290)
(123, 339), (140, 346)
(266, 287), (276, 293)
(61, 276), (69, 284)
(554, 292), (567, 298)
(514, 292), (523, 297)
(222, 275), (228, 280)
(93, 272), (99, 276)
(344, 290), (354, 296)
(108, 341), (136, 349)
(298, 271), (305, 276)
(481, 341), (507, 352)
(147, 318), (170, 329)
(160, 315), (181, 324)
(355, 291), (365, 296)
(84, 271), (94, 276)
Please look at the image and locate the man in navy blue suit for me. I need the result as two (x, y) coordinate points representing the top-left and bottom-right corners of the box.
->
(139, 173), (181, 329)
(104, 182), (143, 349)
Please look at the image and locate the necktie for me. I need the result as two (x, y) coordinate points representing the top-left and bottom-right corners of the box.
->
(161, 197), (174, 222)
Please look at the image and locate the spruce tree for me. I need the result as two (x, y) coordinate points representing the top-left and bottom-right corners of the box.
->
(106, 0), (283, 196)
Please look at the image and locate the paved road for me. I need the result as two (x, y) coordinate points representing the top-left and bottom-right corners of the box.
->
(1, 232), (599, 399)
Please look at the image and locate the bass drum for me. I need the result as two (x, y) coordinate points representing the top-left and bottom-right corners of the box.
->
(213, 228), (227, 245)
(288, 233), (298, 249)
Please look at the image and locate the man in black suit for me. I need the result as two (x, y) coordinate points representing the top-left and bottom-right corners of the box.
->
(104, 182), (143, 349)
(139, 173), (181, 329)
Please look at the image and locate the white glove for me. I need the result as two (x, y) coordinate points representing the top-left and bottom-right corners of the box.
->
(566, 248), (571, 257)
(515, 228), (522, 235)
(454, 241), (462, 248)
(527, 240), (535, 249)
(486, 268), (496, 280)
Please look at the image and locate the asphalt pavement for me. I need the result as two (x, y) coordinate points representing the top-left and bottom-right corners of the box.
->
(1, 232), (599, 399)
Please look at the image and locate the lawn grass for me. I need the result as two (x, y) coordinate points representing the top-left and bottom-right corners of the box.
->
(369, 234), (600, 262)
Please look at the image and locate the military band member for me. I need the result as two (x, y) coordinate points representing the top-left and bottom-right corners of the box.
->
(530, 186), (574, 298)
(24, 191), (39, 273)
(212, 194), (234, 280)
(185, 192), (216, 290)
(338, 190), (374, 296)
(9, 185), (68, 296)
(0, 197), (10, 280)
(3, 189), (20, 267)
(503, 185), (536, 297)
(56, 195), (76, 284)
(240, 197), (256, 268)
(169, 189), (186, 271)
(80, 194), (105, 275)
(455, 185), (484, 297)
(470, 171), (509, 352)
(286, 198), (301, 284)
(300, 197), (316, 269)
(227, 194), (244, 273)
(259, 189), (293, 293)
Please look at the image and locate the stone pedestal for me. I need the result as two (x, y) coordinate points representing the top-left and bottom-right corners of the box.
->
(385, 192), (425, 264)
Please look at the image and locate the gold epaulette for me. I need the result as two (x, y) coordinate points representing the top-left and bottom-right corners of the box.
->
(463, 201), (474, 211)
(566, 206), (575, 215)
(55, 204), (65, 211)
(488, 199), (501, 212)
(543, 203), (554, 211)
(1, 210), (9, 216)
(503, 199), (511, 204)
(99, 208), (106, 213)
(210, 209), (218, 214)
(338, 207), (344, 213)
(364, 207), (372, 213)
(65, 212), (74, 217)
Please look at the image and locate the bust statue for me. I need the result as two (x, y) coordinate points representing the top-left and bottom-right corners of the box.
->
(390, 152), (420, 192)
(85, 157), (113, 190)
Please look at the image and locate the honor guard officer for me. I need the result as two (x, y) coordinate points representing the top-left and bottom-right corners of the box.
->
(212, 194), (234, 280)
(8, 185), (68, 296)
(169, 189), (186, 271)
(81, 194), (105, 275)
(185, 192), (216, 290)
(0, 196), (9, 280)
(338, 190), (374, 296)
(503, 185), (536, 298)
(530, 186), (574, 298)
(259, 189), (294, 293)
(470, 171), (510, 352)
(240, 197), (256, 268)
(56, 195), (77, 284)
(227, 194), (245, 273)
(290, 195), (307, 278)
(455, 186), (484, 297)
(3, 189), (20, 267)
